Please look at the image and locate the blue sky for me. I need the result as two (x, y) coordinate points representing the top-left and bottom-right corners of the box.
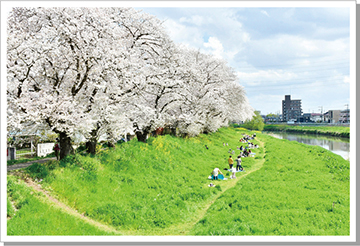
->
(135, 6), (352, 115)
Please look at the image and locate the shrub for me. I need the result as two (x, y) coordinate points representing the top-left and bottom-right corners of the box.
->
(26, 163), (49, 179)
(81, 157), (99, 172)
(43, 160), (59, 170)
(59, 154), (81, 168)
(243, 112), (264, 131)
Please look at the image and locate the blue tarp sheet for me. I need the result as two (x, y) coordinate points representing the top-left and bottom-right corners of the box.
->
(211, 174), (225, 180)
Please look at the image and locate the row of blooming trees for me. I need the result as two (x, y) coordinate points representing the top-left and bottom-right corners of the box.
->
(7, 7), (254, 159)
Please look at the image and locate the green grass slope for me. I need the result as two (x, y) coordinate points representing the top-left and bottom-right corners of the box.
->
(189, 133), (350, 235)
(6, 175), (116, 235)
(9, 127), (260, 235)
(7, 128), (350, 236)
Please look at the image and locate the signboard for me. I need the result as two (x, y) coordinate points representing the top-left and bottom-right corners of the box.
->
(37, 143), (55, 157)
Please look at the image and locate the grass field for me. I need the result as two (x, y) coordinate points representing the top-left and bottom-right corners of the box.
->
(263, 125), (350, 138)
(7, 127), (350, 236)
(189, 134), (349, 235)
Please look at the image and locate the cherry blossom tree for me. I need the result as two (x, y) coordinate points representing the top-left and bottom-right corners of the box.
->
(7, 7), (133, 158)
(169, 47), (254, 137)
(7, 7), (254, 157)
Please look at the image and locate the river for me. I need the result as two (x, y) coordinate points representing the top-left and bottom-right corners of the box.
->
(264, 131), (350, 160)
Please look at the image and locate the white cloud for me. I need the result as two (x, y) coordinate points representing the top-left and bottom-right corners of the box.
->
(203, 37), (224, 59)
(260, 10), (270, 17)
(162, 19), (204, 47)
(179, 15), (211, 26)
(137, 7), (351, 115)
(237, 70), (298, 86)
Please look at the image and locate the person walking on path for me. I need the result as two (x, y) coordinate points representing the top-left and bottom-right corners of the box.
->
(228, 156), (234, 169)
(53, 143), (60, 160)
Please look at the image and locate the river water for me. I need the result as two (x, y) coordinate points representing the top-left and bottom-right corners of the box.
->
(264, 131), (350, 160)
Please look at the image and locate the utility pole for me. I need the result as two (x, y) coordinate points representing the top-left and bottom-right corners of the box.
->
(319, 106), (323, 123)
(345, 104), (349, 123)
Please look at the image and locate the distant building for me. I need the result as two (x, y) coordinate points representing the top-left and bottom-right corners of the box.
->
(310, 113), (322, 122)
(297, 113), (313, 123)
(324, 110), (341, 123)
(339, 109), (350, 123)
(282, 95), (302, 122)
(265, 114), (281, 123)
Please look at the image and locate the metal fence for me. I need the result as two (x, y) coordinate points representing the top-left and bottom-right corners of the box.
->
(16, 148), (36, 160)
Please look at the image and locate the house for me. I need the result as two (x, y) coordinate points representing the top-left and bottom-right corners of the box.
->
(339, 109), (350, 123)
(297, 113), (313, 123)
(324, 110), (341, 123)
(310, 113), (323, 122)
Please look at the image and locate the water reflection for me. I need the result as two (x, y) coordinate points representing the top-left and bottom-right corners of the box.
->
(264, 132), (350, 160)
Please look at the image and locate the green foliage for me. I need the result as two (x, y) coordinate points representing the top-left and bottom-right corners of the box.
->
(39, 130), (58, 143)
(26, 163), (50, 179)
(59, 154), (82, 168)
(43, 160), (59, 170)
(243, 112), (265, 131)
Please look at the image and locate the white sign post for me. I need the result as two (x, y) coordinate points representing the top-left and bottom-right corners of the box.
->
(37, 143), (55, 157)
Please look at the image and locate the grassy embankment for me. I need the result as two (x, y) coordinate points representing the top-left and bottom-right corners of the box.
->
(8, 127), (262, 235)
(263, 124), (350, 138)
(189, 133), (349, 235)
(7, 127), (349, 235)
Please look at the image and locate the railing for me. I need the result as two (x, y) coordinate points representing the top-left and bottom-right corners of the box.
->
(16, 148), (36, 159)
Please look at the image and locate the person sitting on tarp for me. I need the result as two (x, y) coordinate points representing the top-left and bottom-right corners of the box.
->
(243, 149), (249, 157)
(212, 167), (223, 180)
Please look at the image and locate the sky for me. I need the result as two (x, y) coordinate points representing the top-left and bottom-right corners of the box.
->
(134, 5), (353, 116)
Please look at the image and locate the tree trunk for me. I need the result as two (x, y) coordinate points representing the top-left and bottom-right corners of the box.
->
(86, 140), (97, 155)
(59, 132), (73, 160)
(107, 141), (115, 148)
(136, 130), (149, 143)
(86, 128), (98, 155)
(133, 123), (151, 143)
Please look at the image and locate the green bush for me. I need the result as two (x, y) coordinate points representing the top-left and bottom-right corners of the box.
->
(43, 160), (59, 170)
(243, 111), (264, 131)
(59, 154), (81, 168)
(26, 163), (49, 179)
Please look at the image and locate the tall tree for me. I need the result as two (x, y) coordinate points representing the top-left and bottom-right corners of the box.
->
(7, 7), (133, 158)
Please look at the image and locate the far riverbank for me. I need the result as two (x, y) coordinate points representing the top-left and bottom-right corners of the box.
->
(263, 124), (350, 138)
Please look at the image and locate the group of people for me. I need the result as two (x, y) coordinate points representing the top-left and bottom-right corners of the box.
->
(209, 133), (259, 182)
(239, 133), (256, 142)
